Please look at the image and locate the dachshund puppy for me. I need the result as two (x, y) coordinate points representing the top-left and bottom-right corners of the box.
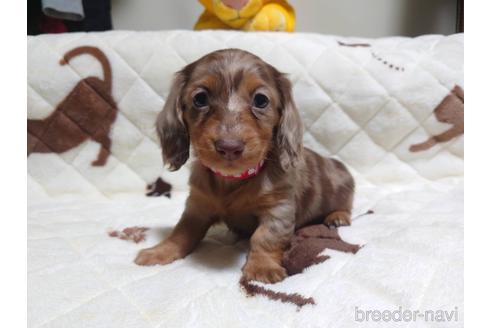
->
(135, 49), (355, 284)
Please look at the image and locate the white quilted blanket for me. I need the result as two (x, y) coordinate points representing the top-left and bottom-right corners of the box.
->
(27, 31), (463, 328)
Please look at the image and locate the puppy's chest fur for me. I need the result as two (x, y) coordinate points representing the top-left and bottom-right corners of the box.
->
(189, 149), (354, 235)
(190, 163), (289, 235)
(213, 184), (264, 234)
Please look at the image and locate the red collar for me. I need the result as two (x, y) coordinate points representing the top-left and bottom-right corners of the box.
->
(207, 160), (265, 180)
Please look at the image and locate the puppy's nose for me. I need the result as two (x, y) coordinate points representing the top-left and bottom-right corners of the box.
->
(215, 139), (244, 161)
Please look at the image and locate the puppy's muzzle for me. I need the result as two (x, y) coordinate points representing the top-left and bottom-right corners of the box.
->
(214, 138), (245, 161)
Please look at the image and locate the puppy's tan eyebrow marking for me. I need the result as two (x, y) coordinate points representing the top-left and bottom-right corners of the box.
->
(195, 73), (221, 89)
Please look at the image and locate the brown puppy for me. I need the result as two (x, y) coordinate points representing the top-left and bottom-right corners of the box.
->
(135, 49), (355, 284)
(27, 46), (117, 166)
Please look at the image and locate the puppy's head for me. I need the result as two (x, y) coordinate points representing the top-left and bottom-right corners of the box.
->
(156, 49), (303, 174)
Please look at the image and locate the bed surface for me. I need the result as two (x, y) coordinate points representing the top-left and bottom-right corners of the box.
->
(28, 30), (463, 327)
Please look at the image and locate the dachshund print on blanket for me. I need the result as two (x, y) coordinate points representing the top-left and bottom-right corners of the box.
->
(410, 85), (464, 152)
(27, 46), (117, 166)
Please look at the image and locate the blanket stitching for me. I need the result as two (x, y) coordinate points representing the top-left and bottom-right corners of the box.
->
(28, 33), (463, 198)
(29, 39), (163, 193)
(333, 50), (461, 177)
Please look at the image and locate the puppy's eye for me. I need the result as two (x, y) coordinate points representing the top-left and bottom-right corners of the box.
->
(193, 91), (208, 109)
(253, 93), (269, 109)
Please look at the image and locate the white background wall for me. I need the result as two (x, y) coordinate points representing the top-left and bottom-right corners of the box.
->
(111, 0), (458, 37)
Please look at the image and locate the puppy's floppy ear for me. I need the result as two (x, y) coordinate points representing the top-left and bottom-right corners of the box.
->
(156, 70), (189, 171)
(275, 73), (304, 170)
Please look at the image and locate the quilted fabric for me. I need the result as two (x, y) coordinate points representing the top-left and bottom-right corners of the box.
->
(27, 30), (463, 328)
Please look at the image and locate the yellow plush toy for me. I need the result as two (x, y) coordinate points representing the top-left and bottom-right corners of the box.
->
(194, 0), (295, 32)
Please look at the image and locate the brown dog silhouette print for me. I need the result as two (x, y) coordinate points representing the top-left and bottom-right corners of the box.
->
(410, 85), (464, 152)
(27, 46), (117, 166)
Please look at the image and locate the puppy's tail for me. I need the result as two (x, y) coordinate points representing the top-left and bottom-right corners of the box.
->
(60, 46), (112, 91)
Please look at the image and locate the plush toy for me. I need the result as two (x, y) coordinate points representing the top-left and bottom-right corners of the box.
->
(194, 0), (295, 32)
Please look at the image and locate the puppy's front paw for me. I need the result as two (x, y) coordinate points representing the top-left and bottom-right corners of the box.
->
(324, 211), (351, 227)
(134, 243), (183, 266)
(242, 258), (287, 284)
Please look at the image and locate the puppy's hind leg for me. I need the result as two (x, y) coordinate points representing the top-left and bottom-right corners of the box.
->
(92, 135), (111, 166)
(324, 210), (352, 227)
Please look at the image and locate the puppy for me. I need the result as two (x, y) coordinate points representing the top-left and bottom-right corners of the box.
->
(27, 46), (117, 166)
(135, 49), (355, 284)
